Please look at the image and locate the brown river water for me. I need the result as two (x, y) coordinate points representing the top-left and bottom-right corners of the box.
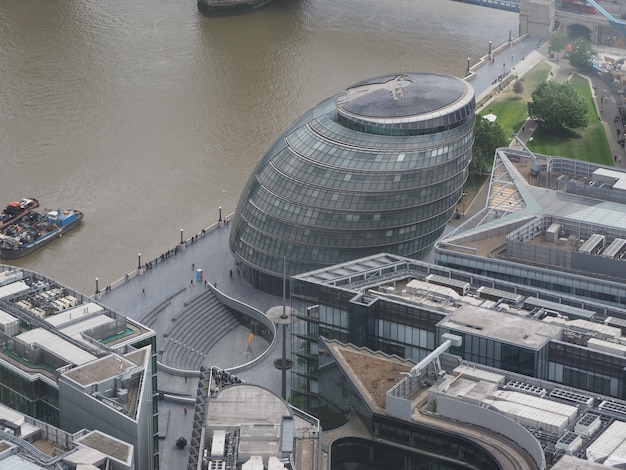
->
(0, 0), (518, 293)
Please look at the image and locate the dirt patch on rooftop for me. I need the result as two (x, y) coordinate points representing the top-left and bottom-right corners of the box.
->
(340, 349), (412, 410)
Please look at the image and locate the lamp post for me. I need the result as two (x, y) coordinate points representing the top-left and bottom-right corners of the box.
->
(95, 278), (99, 295)
(180, 229), (184, 245)
(509, 29), (512, 42)
(503, 62), (506, 76)
(601, 90), (606, 114)
(489, 40), (492, 56)
(466, 57), (471, 76)
(218, 206), (223, 222)
(461, 192), (469, 216)
(137, 253), (141, 270)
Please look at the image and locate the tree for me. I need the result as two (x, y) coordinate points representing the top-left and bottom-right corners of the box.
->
(527, 81), (588, 130)
(569, 37), (593, 70)
(549, 32), (568, 62)
(472, 117), (508, 174)
(513, 79), (524, 98)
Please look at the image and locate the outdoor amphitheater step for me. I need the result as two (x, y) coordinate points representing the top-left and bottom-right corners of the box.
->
(172, 314), (240, 369)
(171, 316), (240, 369)
(171, 303), (232, 345)
(171, 315), (229, 362)
(167, 291), (218, 336)
(181, 314), (238, 358)
(161, 291), (244, 369)
(180, 310), (232, 346)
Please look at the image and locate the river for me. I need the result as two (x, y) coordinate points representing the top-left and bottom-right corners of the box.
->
(0, 0), (519, 294)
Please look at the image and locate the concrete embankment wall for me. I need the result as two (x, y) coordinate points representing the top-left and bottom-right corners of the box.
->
(198, 0), (274, 17)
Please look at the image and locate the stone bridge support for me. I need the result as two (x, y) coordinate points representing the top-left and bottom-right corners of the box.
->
(198, 0), (274, 17)
(520, 0), (557, 41)
(520, 0), (625, 46)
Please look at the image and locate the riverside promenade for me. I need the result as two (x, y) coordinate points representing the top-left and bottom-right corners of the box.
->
(99, 220), (284, 393)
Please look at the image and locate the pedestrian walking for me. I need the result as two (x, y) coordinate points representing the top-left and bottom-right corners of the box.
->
(142, 288), (145, 296)
(183, 406), (187, 415)
(190, 279), (194, 287)
(192, 263), (195, 270)
(229, 269), (233, 278)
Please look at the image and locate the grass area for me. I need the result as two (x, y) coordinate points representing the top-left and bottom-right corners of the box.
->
(476, 62), (613, 167)
(478, 62), (551, 137)
(527, 74), (612, 165)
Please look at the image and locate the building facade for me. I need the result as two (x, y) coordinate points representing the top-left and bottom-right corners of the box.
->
(230, 73), (475, 295)
(289, 254), (626, 419)
(0, 266), (159, 470)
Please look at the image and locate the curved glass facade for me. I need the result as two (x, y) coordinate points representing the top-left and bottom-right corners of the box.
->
(230, 73), (475, 294)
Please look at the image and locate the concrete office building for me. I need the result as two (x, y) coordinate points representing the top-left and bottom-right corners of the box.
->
(436, 149), (626, 307)
(230, 72), (475, 295)
(187, 367), (320, 470)
(0, 405), (136, 470)
(0, 266), (158, 470)
(321, 336), (626, 469)
(0, 402), (134, 469)
(289, 253), (626, 417)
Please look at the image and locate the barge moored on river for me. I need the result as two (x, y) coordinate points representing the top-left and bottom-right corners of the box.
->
(0, 208), (83, 259)
(0, 198), (39, 231)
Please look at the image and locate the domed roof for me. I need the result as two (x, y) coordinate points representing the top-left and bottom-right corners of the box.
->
(338, 73), (467, 119)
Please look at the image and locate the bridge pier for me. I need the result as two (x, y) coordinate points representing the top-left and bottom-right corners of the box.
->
(520, 0), (558, 41)
(521, 0), (626, 47)
(198, 0), (274, 17)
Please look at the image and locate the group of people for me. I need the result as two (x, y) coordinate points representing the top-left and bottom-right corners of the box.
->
(210, 367), (243, 396)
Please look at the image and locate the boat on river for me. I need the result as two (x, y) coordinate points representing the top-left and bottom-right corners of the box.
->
(0, 208), (83, 259)
(0, 198), (39, 230)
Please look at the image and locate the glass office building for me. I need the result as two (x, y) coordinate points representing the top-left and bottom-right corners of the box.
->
(289, 254), (626, 415)
(230, 73), (475, 295)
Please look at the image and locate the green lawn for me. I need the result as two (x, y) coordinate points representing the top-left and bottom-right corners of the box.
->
(478, 62), (613, 166)
(527, 74), (612, 165)
(479, 62), (551, 137)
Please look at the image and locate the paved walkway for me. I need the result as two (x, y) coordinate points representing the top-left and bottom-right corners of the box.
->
(99, 222), (287, 395)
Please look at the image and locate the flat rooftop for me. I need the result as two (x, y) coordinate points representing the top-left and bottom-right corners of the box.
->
(438, 151), (626, 282)
(438, 305), (563, 350)
(325, 338), (626, 470)
(77, 430), (134, 464)
(63, 354), (138, 386)
(0, 266), (155, 378)
(16, 328), (97, 366)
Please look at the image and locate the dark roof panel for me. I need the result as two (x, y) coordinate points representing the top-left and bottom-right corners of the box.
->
(339, 73), (467, 119)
